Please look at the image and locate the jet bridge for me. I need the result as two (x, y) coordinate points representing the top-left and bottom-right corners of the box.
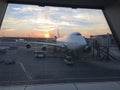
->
(0, 0), (120, 49)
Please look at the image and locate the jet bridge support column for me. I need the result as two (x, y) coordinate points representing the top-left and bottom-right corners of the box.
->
(103, 0), (120, 50)
(0, 0), (8, 28)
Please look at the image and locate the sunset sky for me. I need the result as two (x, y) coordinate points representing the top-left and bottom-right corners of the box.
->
(0, 4), (111, 38)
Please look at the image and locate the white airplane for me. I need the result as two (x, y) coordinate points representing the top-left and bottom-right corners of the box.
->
(25, 32), (88, 52)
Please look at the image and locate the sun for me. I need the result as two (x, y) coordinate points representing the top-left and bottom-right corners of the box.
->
(44, 33), (50, 38)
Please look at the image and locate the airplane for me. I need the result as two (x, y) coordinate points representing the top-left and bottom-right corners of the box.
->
(25, 32), (89, 53)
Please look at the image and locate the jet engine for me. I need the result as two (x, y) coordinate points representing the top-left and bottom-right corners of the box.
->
(26, 44), (31, 49)
(41, 45), (47, 51)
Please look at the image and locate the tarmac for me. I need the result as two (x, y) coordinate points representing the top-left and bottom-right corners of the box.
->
(0, 41), (120, 87)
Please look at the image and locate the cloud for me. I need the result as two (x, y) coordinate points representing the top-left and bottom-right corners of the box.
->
(12, 7), (21, 11)
(12, 5), (42, 12)
(1, 27), (15, 31)
(1, 4), (111, 38)
(9, 4), (105, 27)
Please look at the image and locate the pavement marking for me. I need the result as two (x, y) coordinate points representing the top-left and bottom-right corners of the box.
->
(19, 62), (33, 81)
(73, 83), (78, 90)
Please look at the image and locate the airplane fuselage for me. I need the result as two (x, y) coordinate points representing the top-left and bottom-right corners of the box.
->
(24, 32), (87, 51)
(56, 32), (87, 50)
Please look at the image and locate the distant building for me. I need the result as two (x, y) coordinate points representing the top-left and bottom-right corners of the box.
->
(0, 37), (56, 43)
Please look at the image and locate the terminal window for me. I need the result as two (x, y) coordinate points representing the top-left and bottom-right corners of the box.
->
(0, 4), (119, 85)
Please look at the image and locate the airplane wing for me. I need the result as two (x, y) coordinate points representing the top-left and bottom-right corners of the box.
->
(27, 41), (67, 48)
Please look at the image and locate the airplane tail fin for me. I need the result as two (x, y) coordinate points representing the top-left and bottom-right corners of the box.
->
(57, 29), (60, 38)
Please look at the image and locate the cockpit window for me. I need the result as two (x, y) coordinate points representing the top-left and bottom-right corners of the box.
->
(76, 33), (81, 35)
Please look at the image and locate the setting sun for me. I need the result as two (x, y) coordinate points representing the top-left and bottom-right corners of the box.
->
(44, 33), (50, 38)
